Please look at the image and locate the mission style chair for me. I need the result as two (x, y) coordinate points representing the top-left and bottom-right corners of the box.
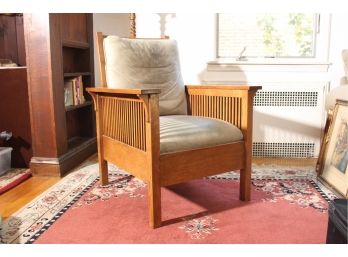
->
(87, 32), (261, 228)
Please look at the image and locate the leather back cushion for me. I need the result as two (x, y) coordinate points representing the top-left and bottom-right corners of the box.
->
(103, 36), (187, 115)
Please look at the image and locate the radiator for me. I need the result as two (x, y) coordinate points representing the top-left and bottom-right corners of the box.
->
(252, 83), (328, 158)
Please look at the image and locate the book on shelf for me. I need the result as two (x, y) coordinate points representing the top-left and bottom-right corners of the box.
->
(64, 80), (74, 106)
(64, 76), (86, 107)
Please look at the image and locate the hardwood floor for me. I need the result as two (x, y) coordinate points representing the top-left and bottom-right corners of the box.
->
(253, 157), (317, 166)
(0, 176), (60, 219)
(0, 157), (318, 219)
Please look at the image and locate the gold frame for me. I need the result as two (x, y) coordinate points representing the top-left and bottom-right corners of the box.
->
(319, 99), (348, 198)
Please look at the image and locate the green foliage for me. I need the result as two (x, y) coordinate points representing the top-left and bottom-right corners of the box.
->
(257, 14), (284, 56)
(257, 13), (314, 57)
(288, 13), (314, 56)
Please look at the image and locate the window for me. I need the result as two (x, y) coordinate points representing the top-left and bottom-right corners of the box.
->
(217, 13), (330, 62)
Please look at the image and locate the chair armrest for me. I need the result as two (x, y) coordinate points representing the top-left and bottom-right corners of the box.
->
(186, 85), (261, 90)
(185, 84), (261, 137)
(86, 87), (161, 95)
(186, 85), (261, 95)
(87, 87), (160, 153)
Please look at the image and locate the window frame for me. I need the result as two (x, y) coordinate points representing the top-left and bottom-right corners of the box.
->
(215, 13), (332, 65)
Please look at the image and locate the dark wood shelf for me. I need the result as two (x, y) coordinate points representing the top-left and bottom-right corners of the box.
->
(65, 101), (92, 112)
(67, 136), (96, 151)
(62, 40), (89, 49)
(64, 72), (91, 77)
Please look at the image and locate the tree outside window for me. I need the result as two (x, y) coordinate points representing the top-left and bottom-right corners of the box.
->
(218, 13), (317, 58)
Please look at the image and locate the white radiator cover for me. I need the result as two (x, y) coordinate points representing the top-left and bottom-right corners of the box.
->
(252, 82), (328, 158)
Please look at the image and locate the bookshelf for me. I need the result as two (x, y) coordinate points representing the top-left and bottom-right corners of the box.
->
(24, 14), (96, 176)
(0, 14), (33, 168)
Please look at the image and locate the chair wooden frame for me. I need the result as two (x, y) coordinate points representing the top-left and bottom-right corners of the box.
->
(87, 32), (261, 228)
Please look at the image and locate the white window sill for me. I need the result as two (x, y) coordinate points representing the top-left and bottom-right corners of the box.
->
(0, 66), (26, 70)
(207, 59), (331, 72)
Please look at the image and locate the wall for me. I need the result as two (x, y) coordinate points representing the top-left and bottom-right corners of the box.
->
(137, 13), (216, 84)
(92, 13), (348, 87)
(92, 13), (130, 86)
(94, 13), (348, 157)
(328, 13), (348, 87)
(93, 13), (217, 85)
(135, 13), (348, 88)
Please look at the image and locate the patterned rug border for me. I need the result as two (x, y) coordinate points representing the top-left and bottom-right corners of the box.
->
(22, 174), (334, 244)
(309, 181), (330, 203)
(24, 178), (100, 244)
(208, 175), (336, 203)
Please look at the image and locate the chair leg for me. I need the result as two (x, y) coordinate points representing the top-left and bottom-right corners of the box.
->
(148, 181), (162, 228)
(99, 159), (109, 186)
(240, 165), (251, 201)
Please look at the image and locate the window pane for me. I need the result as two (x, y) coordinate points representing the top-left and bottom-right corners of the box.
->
(218, 13), (317, 58)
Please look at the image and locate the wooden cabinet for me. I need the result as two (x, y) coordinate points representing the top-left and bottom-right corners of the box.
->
(0, 14), (32, 168)
(24, 13), (96, 176)
(0, 14), (26, 66)
(0, 68), (32, 168)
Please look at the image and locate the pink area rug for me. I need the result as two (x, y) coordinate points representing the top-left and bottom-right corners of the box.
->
(0, 169), (31, 195)
(1, 161), (332, 244)
(0, 161), (334, 244)
(34, 178), (329, 244)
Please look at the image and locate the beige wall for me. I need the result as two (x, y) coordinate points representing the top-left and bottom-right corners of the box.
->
(328, 14), (348, 87)
(133, 13), (348, 157)
(135, 13), (348, 88)
(93, 13), (129, 86)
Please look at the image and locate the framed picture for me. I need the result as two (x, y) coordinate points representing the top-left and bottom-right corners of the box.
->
(316, 111), (333, 175)
(319, 99), (348, 198)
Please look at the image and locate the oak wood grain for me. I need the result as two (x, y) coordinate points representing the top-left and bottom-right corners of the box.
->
(0, 176), (60, 219)
(160, 142), (245, 186)
(96, 31), (107, 87)
(103, 135), (148, 182)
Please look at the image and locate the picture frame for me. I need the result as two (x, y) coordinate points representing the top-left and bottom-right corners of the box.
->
(319, 99), (348, 198)
(316, 111), (333, 175)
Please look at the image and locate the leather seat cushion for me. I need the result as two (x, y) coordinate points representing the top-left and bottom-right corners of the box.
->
(160, 115), (243, 154)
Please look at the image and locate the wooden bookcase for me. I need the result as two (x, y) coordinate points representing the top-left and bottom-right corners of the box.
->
(0, 14), (32, 168)
(24, 13), (96, 176)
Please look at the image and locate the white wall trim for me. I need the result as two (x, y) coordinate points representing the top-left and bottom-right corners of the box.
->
(207, 62), (331, 72)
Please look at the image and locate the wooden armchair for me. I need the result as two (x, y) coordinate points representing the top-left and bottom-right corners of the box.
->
(87, 33), (261, 228)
